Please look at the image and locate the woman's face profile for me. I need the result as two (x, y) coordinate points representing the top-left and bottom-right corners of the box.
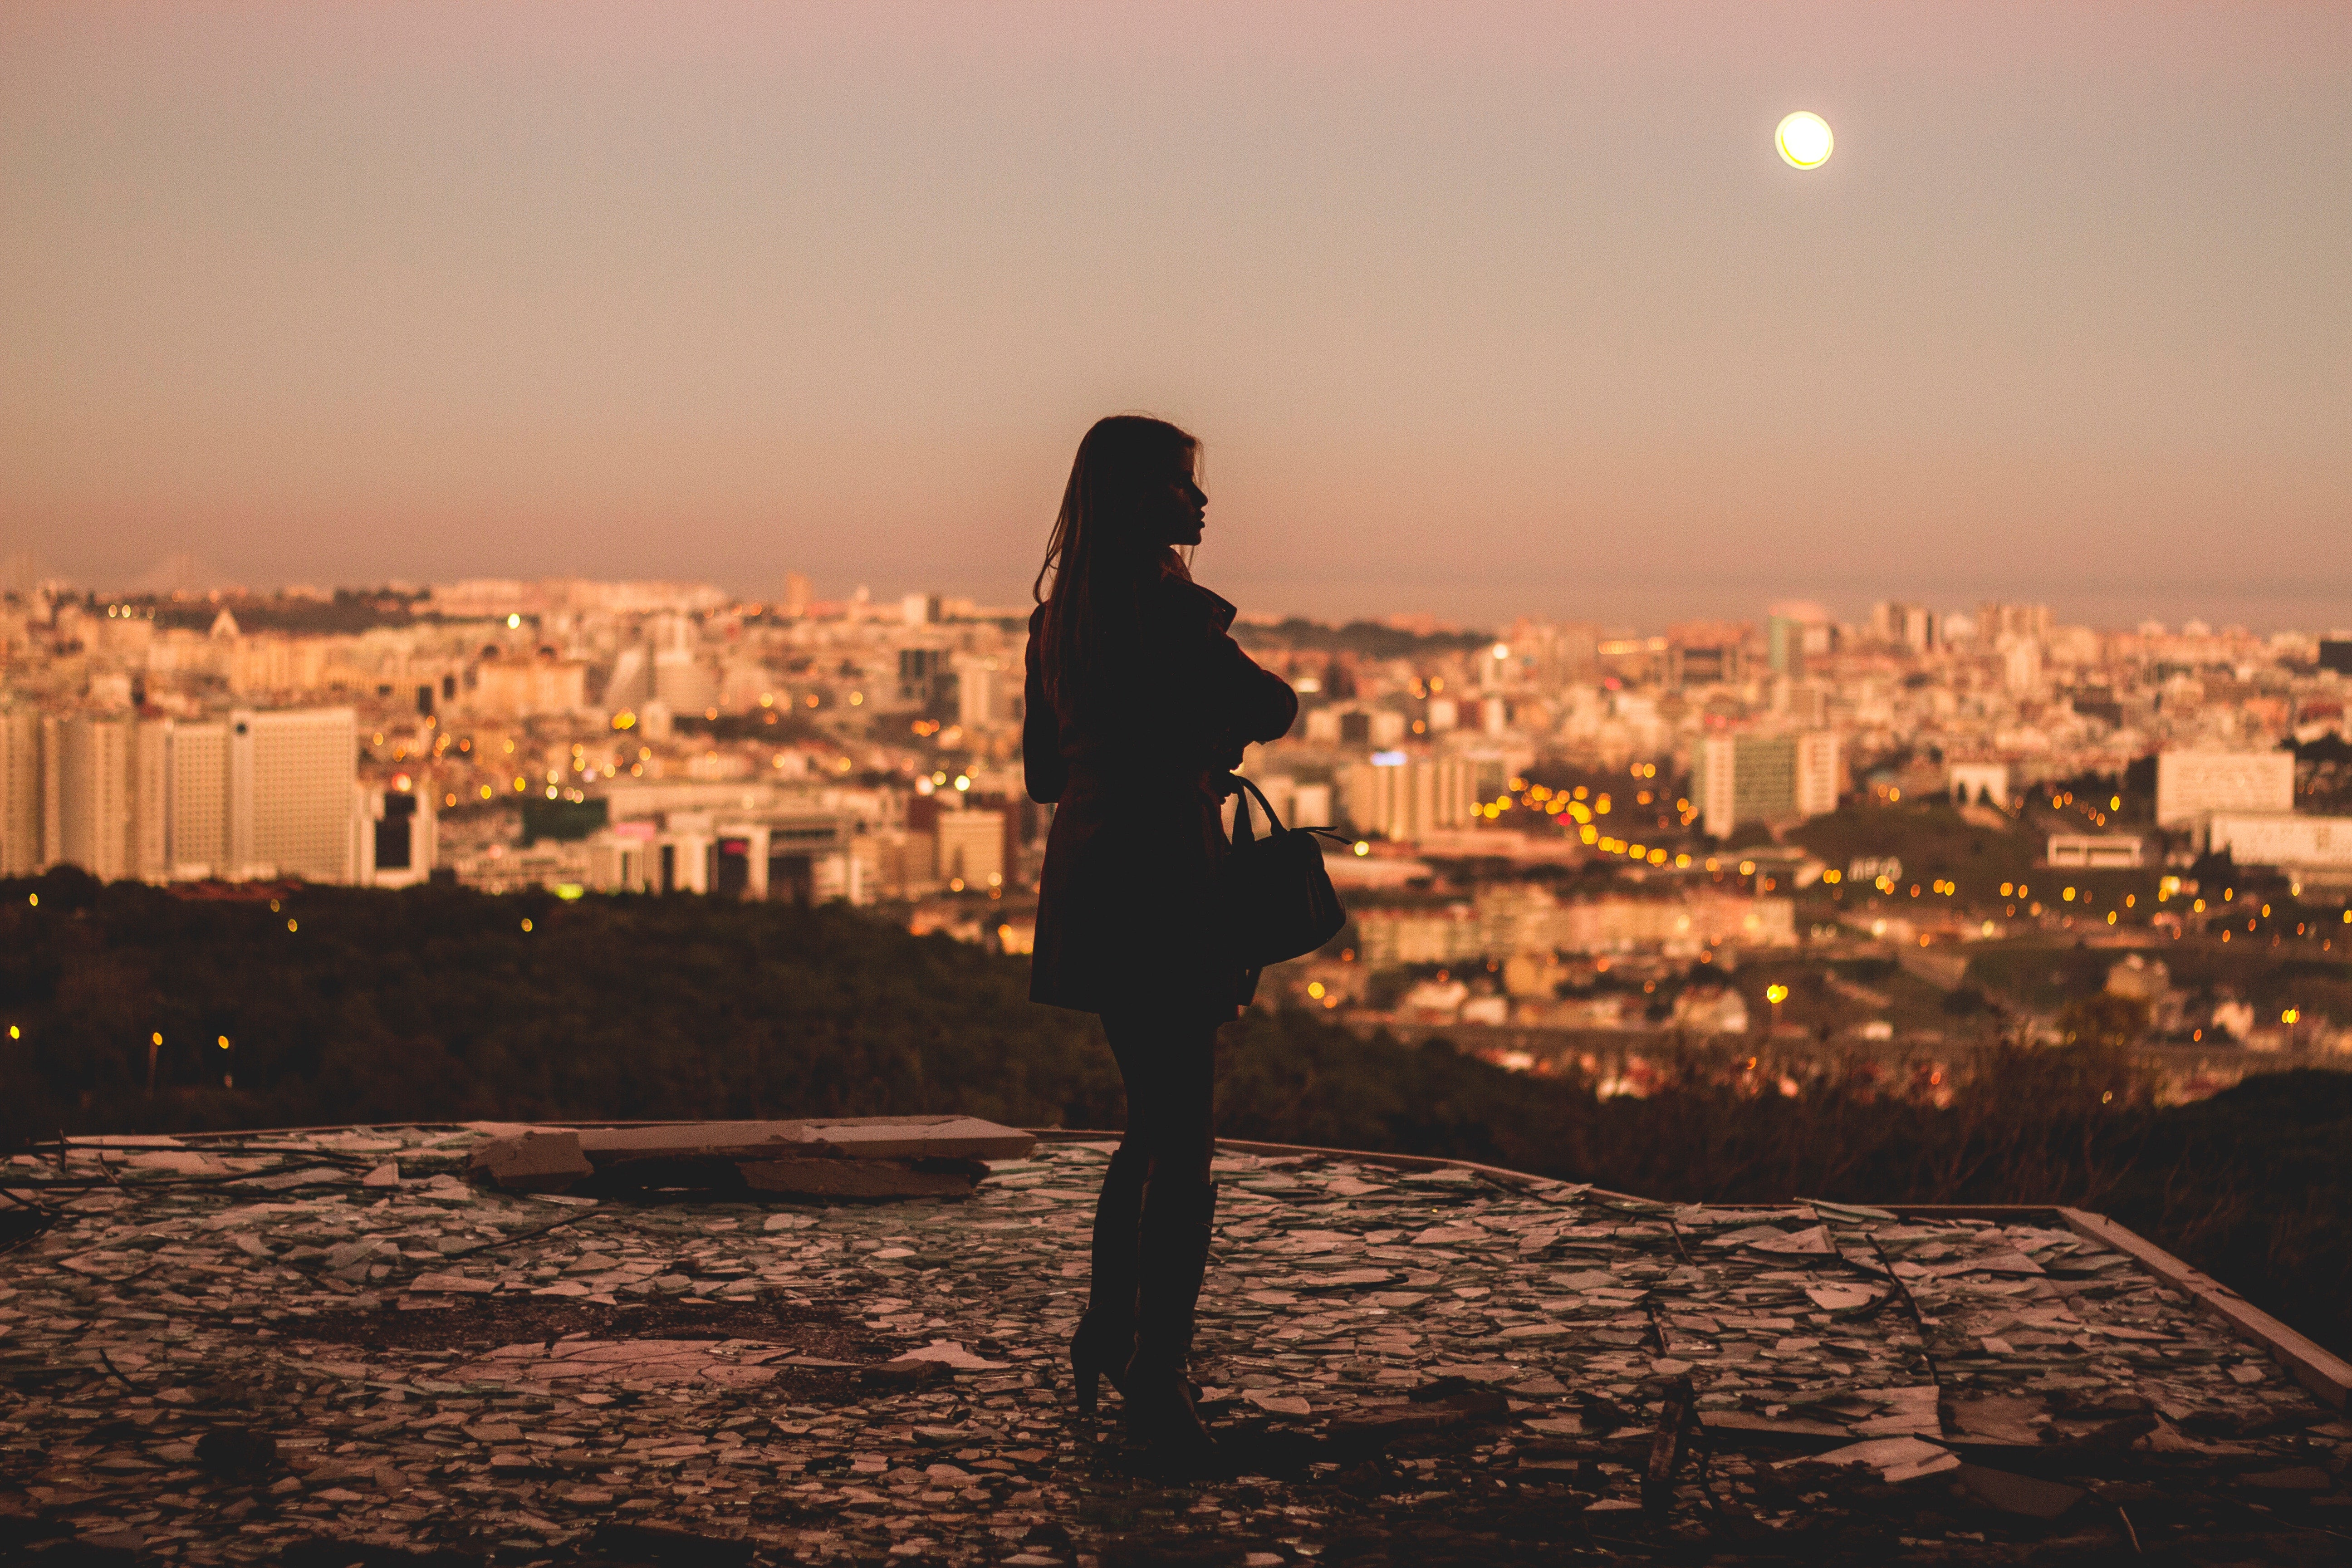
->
(1144, 469), (1207, 549)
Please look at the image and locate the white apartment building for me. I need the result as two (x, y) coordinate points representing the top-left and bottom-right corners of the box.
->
(131, 719), (170, 876)
(2155, 750), (2293, 828)
(0, 707), (43, 875)
(1692, 732), (1840, 839)
(230, 708), (359, 883)
(470, 657), (589, 720)
(954, 653), (1025, 730)
(2204, 813), (2352, 872)
(167, 722), (232, 878)
(59, 716), (135, 882)
(1341, 755), (1477, 842)
(936, 808), (1006, 889)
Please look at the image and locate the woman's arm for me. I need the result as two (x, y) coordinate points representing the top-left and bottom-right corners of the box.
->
(1210, 635), (1297, 744)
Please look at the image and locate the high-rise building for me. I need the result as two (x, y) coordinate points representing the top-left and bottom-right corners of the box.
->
(935, 808), (1006, 889)
(2154, 750), (2294, 828)
(1872, 602), (1939, 653)
(472, 655), (589, 719)
(168, 723), (231, 878)
(39, 715), (62, 868)
(1767, 616), (1804, 677)
(1692, 732), (1841, 838)
(1977, 602), (2053, 642)
(130, 719), (171, 878)
(358, 787), (438, 888)
(0, 707), (44, 875)
(955, 654), (1024, 730)
(2000, 636), (2044, 694)
(897, 647), (949, 710)
(1341, 755), (1476, 841)
(230, 708), (358, 883)
(0, 710), (47, 879)
(58, 715), (134, 882)
(781, 572), (812, 617)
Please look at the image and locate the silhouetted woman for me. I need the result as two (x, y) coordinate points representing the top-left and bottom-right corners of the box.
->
(1024, 416), (1298, 1460)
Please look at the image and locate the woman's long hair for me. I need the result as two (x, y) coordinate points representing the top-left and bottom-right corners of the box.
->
(1033, 414), (1198, 708)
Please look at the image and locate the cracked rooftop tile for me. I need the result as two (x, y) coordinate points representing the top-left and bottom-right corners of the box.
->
(3, 1127), (2347, 1565)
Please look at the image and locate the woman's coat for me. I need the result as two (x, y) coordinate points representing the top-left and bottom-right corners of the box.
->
(1023, 567), (1298, 1017)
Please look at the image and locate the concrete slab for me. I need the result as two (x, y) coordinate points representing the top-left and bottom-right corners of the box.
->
(467, 1128), (594, 1193)
(571, 1116), (1035, 1165)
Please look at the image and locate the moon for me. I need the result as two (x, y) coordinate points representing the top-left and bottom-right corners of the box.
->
(1776, 111), (1833, 170)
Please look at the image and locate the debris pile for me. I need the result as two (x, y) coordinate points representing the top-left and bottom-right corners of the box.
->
(467, 1117), (1038, 1200)
(2, 1125), (2347, 1564)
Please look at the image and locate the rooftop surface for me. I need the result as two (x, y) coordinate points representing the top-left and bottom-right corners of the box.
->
(5, 1126), (2351, 1565)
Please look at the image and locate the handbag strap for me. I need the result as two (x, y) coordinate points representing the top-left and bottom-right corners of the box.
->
(1223, 774), (1351, 848)
(1225, 773), (1286, 838)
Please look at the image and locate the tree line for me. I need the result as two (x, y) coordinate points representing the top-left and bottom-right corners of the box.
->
(1, 868), (2343, 1357)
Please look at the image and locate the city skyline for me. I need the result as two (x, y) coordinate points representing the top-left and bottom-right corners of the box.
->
(4, 2), (2348, 632)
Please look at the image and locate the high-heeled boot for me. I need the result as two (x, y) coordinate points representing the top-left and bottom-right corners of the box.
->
(1124, 1176), (1219, 1462)
(1068, 1143), (1147, 1417)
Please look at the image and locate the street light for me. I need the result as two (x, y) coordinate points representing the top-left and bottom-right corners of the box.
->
(1765, 984), (1789, 1031)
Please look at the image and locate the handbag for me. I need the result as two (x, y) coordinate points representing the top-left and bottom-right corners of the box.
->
(1219, 774), (1350, 969)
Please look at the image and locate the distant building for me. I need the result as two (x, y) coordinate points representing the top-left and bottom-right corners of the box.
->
(1666, 639), (1745, 688)
(1691, 732), (1839, 838)
(2203, 813), (2352, 872)
(954, 652), (1025, 730)
(358, 787), (438, 888)
(1947, 761), (2010, 808)
(1556, 894), (1796, 955)
(2045, 834), (2144, 869)
(1340, 755), (1476, 841)
(167, 722), (232, 878)
(896, 647), (949, 710)
(230, 708), (359, 884)
(58, 715), (133, 882)
(1671, 986), (1750, 1034)
(2318, 639), (2352, 676)
(471, 653), (589, 719)
(1977, 602), (2053, 642)
(1872, 601), (1938, 652)
(0, 707), (43, 875)
(1305, 706), (1408, 748)
(936, 808), (1006, 890)
(130, 719), (169, 877)
(1763, 615), (1834, 678)
(2155, 750), (2293, 827)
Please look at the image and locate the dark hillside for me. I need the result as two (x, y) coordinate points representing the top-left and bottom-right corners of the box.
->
(3, 868), (2346, 1357)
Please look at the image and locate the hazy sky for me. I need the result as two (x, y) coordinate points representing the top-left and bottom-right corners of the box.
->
(3, 2), (2347, 630)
